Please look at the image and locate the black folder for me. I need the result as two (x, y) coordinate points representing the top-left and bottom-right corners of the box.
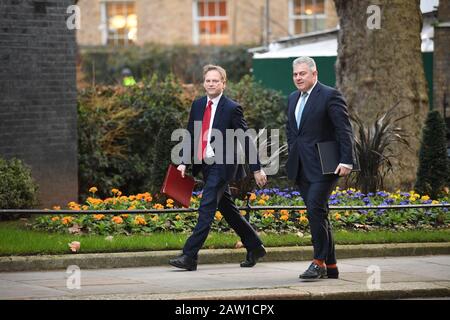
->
(316, 141), (360, 175)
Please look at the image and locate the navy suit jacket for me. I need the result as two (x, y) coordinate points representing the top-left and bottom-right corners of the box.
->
(285, 82), (355, 182)
(182, 94), (261, 182)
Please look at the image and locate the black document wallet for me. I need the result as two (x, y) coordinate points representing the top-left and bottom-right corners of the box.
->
(316, 141), (360, 175)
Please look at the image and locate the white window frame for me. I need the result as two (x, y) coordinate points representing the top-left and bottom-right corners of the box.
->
(289, 0), (327, 35)
(192, 0), (229, 45)
(100, 0), (136, 46)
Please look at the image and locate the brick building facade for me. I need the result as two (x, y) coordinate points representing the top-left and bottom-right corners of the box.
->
(0, 0), (78, 208)
(76, 0), (338, 46)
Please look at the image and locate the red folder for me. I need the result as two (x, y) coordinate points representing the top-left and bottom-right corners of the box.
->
(160, 164), (195, 208)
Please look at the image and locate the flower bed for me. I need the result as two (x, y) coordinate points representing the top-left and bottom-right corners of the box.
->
(31, 187), (450, 235)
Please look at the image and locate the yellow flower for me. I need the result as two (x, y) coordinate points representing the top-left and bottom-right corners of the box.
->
(121, 214), (129, 218)
(421, 195), (430, 201)
(257, 199), (266, 205)
(111, 188), (120, 195)
(51, 216), (60, 222)
(299, 216), (308, 223)
(151, 215), (159, 222)
(280, 215), (289, 221)
(240, 210), (247, 216)
(62, 216), (73, 225)
(261, 194), (270, 201)
(128, 206), (136, 210)
(89, 187), (98, 194)
(93, 214), (105, 220)
(215, 211), (223, 221)
(128, 195), (136, 201)
(134, 216), (147, 225)
(280, 210), (289, 216)
(167, 199), (174, 204)
(175, 215), (182, 220)
(112, 216), (123, 224)
(87, 197), (102, 205)
(334, 213), (341, 220)
(166, 203), (174, 208)
(82, 205), (89, 210)
(249, 193), (257, 201)
(432, 200), (439, 205)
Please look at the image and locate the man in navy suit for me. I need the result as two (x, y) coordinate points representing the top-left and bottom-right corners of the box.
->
(169, 64), (267, 271)
(286, 57), (355, 279)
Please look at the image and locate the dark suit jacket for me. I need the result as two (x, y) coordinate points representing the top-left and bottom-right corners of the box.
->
(182, 94), (261, 182)
(285, 82), (355, 182)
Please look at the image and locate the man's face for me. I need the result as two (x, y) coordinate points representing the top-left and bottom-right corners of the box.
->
(293, 63), (317, 92)
(203, 70), (225, 98)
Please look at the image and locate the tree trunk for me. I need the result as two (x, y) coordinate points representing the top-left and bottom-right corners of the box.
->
(334, 0), (429, 190)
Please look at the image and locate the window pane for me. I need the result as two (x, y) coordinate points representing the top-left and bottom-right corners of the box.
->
(315, 0), (325, 14)
(207, 2), (216, 16)
(294, 19), (303, 34)
(198, 1), (205, 16)
(293, 0), (302, 15)
(219, 21), (228, 34)
(303, 0), (314, 15)
(219, 1), (226, 16)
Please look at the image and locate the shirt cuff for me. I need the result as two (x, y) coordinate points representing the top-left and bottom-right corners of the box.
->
(339, 163), (353, 170)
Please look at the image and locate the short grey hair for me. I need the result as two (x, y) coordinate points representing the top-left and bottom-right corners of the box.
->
(292, 56), (317, 71)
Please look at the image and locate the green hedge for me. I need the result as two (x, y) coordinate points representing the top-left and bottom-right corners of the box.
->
(79, 44), (253, 86)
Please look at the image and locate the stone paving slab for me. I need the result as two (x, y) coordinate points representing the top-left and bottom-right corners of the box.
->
(0, 255), (449, 300)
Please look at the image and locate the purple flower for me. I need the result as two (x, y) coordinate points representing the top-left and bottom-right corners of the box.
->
(291, 191), (301, 196)
(367, 192), (375, 197)
(399, 200), (410, 205)
(376, 191), (388, 197)
(363, 197), (372, 204)
(329, 199), (340, 205)
(422, 199), (433, 204)
(358, 210), (368, 215)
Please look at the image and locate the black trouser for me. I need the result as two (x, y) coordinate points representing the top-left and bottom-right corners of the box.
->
(297, 170), (338, 264)
(183, 163), (262, 259)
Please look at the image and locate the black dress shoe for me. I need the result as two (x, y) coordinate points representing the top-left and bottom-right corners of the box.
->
(169, 254), (197, 271)
(327, 267), (339, 279)
(299, 262), (326, 279)
(240, 245), (266, 267)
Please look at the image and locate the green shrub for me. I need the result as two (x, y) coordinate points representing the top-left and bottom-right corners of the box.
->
(415, 110), (449, 198)
(0, 157), (39, 219)
(80, 45), (253, 86)
(77, 75), (189, 200)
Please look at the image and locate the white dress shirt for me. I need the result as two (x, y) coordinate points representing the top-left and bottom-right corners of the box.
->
(204, 92), (222, 158)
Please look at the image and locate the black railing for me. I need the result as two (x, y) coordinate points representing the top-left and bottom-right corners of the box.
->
(0, 203), (448, 215)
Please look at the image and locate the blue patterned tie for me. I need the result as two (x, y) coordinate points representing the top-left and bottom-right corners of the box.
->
(296, 92), (309, 128)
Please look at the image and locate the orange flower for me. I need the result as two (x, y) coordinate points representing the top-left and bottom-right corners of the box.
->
(62, 216), (73, 224)
(280, 210), (289, 216)
(112, 216), (123, 224)
(215, 211), (223, 221)
(93, 214), (105, 220)
(280, 214), (289, 221)
(134, 216), (147, 225)
(334, 213), (341, 220)
(89, 187), (98, 194)
(175, 215), (182, 220)
(249, 193), (256, 201)
(153, 203), (164, 210)
(299, 216), (308, 223)
(120, 214), (129, 218)
(111, 188), (120, 195)
(52, 206), (61, 210)
(128, 205), (136, 210)
(51, 216), (60, 222)
(151, 215), (159, 222)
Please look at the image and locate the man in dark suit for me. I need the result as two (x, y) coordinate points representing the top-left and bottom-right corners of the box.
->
(169, 64), (267, 271)
(286, 57), (355, 280)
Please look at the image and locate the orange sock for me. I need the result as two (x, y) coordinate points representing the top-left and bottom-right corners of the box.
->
(326, 264), (337, 269)
(313, 259), (325, 267)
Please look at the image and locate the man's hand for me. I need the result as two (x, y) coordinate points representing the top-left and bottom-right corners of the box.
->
(254, 169), (267, 188)
(177, 164), (186, 178)
(334, 164), (351, 177)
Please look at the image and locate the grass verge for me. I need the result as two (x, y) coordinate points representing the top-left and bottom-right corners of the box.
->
(1, 221), (449, 256)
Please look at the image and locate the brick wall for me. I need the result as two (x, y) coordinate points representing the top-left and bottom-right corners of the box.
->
(0, 0), (78, 208)
(76, 0), (339, 46)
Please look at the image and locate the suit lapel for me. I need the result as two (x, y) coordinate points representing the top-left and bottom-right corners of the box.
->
(298, 82), (321, 133)
(197, 96), (208, 120)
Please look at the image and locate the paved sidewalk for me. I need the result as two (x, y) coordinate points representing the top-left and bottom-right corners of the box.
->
(1, 255), (449, 300)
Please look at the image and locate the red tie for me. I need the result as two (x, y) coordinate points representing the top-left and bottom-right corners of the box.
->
(197, 100), (213, 161)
